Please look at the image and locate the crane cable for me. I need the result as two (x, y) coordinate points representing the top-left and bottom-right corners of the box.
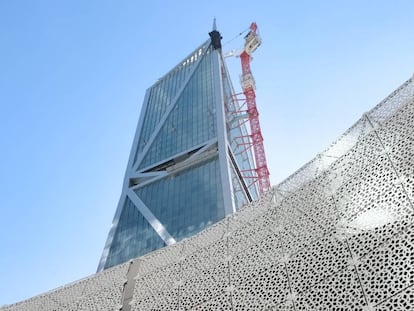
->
(222, 27), (250, 47)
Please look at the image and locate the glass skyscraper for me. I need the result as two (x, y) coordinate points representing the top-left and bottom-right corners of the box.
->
(98, 27), (259, 271)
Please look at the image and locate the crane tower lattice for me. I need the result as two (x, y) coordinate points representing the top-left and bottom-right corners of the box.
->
(233, 22), (271, 194)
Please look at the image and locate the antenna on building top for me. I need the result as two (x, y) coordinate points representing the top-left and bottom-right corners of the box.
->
(209, 18), (222, 50)
(212, 17), (217, 31)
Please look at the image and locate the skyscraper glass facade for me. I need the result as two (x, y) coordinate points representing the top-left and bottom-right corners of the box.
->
(98, 30), (258, 271)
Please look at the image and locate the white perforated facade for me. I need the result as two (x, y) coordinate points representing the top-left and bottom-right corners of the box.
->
(2, 75), (413, 310)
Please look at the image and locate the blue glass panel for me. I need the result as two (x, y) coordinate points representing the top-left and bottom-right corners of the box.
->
(135, 157), (224, 241)
(229, 160), (249, 210)
(134, 45), (207, 163)
(104, 197), (166, 269)
(138, 46), (217, 169)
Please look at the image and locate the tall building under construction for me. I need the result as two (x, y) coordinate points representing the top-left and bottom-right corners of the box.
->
(98, 24), (266, 270)
(4, 23), (414, 311)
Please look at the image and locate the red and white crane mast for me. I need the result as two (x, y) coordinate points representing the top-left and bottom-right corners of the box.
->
(239, 22), (271, 194)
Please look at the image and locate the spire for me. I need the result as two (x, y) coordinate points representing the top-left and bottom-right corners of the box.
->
(209, 18), (222, 50)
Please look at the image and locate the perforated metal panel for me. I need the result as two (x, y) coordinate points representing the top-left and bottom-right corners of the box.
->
(2, 76), (413, 310)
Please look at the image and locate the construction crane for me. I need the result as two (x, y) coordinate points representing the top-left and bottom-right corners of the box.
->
(232, 22), (271, 195)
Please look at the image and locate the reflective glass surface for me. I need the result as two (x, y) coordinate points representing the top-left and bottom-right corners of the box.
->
(104, 197), (166, 269)
(101, 40), (261, 270)
(135, 157), (224, 241)
(229, 160), (249, 210)
(135, 45), (206, 159)
(139, 46), (217, 169)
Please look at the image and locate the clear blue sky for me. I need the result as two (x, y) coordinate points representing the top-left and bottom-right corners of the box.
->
(1, 0), (414, 305)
